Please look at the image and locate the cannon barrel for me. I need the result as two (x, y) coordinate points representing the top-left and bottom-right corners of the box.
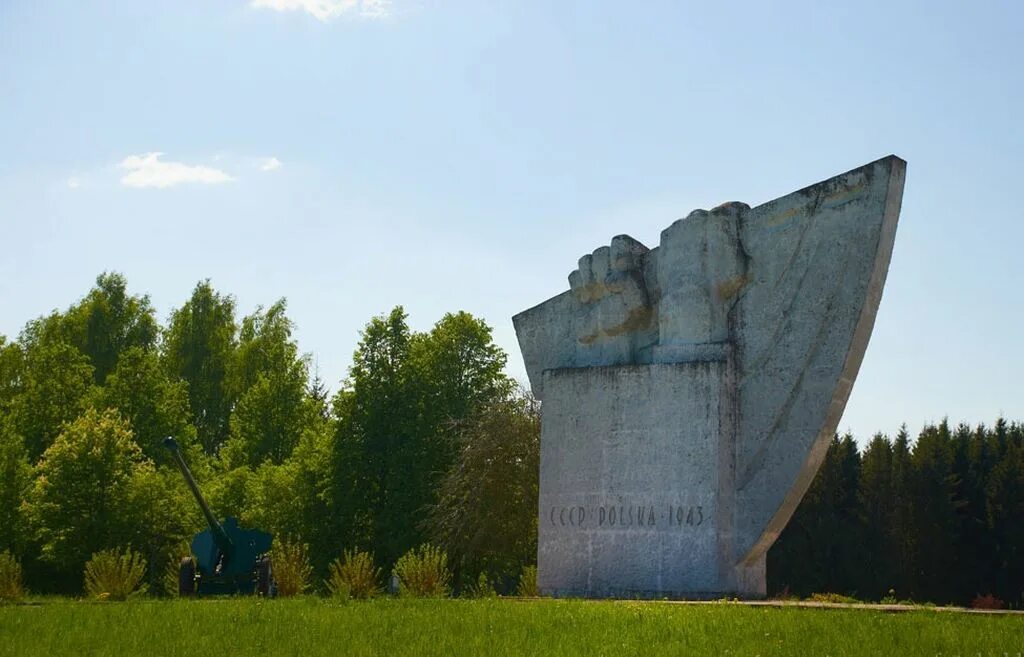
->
(163, 437), (233, 554)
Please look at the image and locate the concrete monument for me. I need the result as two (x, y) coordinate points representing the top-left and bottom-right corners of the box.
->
(513, 156), (906, 598)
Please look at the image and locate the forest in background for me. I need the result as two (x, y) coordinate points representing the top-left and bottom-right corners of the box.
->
(0, 273), (1020, 605)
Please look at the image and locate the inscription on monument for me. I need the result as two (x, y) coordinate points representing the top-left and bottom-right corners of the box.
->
(547, 504), (705, 528)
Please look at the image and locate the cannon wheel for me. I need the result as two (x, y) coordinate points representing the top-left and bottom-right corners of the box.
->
(179, 557), (196, 597)
(256, 556), (273, 597)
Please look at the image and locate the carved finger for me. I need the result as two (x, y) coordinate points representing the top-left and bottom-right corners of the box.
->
(590, 246), (611, 294)
(578, 254), (596, 289)
(609, 235), (648, 272)
(710, 201), (750, 219)
(569, 269), (591, 303)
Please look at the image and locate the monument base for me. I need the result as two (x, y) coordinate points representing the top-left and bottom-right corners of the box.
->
(538, 362), (765, 599)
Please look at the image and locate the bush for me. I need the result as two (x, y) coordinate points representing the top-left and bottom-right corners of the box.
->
(515, 565), (538, 597)
(326, 549), (380, 600)
(971, 593), (1004, 610)
(84, 547), (148, 601)
(161, 542), (192, 597)
(393, 544), (451, 598)
(466, 572), (497, 599)
(0, 551), (25, 601)
(808, 592), (859, 604)
(272, 539), (312, 597)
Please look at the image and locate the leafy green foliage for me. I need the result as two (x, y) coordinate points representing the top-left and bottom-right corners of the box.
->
(224, 300), (312, 467)
(330, 307), (513, 570)
(90, 346), (195, 465)
(326, 550), (381, 599)
(427, 390), (540, 586)
(465, 572), (497, 599)
(0, 417), (31, 554)
(10, 339), (93, 460)
(0, 550), (24, 601)
(57, 273), (159, 385)
(119, 467), (197, 594)
(161, 542), (192, 597)
(163, 281), (237, 455)
(769, 420), (1024, 606)
(0, 336), (24, 414)
(84, 547), (148, 601)
(240, 428), (334, 575)
(24, 409), (144, 573)
(393, 545), (451, 598)
(271, 539), (312, 597)
(515, 566), (539, 597)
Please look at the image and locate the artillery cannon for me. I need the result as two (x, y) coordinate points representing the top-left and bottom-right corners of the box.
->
(164, 437), (274, 596)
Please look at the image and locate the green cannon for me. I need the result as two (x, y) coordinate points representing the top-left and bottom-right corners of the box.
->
(164, 437), (274, 596)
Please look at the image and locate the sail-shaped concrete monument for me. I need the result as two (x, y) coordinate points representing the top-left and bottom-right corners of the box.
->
(514, 156), (906, 598)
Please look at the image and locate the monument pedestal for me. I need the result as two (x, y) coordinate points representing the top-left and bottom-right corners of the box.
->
(538, 361), (765, 599)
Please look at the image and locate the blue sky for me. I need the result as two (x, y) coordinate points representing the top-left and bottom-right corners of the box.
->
(1, 0), (1021, 442)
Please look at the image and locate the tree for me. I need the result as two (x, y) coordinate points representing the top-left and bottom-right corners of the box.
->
(23, 409), (145, 575)
(308, 369), (330, 422)
(91, 346), (195, 465)
(889, 424), (915, 596)
(908, 420), (961, 603)
(222, 300), (312, 467)
(329, 307), (515, 569)
(410, 312), (513, 500)
(333, 307), (418, 567)
(768, 434), (863, 596)
(59, 273), (158, 384)
(119, 466), (199, 594)
(426, 390), (540, 588)
(0, 336), (24, 414)
(163, 281), (237, 454)
(10, 340), (94, 460)
(858, 433), (895, 598)
(241, 425), (334, 573)
(413, 311), (512, 428)
(0, 416), (31, 555)
(985, 440), (1024, 604)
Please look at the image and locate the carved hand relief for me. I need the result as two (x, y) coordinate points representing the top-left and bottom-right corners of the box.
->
(564, 201), (752, 366)
(656, 202), (748, 347)
(568, 235), (652, 344)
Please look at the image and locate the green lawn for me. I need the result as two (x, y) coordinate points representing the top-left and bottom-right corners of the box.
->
(0, 597), (1020, 657)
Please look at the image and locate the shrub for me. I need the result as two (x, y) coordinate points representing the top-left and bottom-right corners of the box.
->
(272, 539), (312, 597)
(466, 572), (497, 599)
(0, 551), (24, 601)
(326, 549), (381, 600)
(808, 592), (859, 604)
(162, 542), (192, 597)
(515, 565), (538, 597)
(84, 547), (148, 601)
(393, 544), (451, 598)
(971, 593), (1004, 610)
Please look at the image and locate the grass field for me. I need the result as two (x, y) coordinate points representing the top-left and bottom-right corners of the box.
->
(0, 597), (1020, 657)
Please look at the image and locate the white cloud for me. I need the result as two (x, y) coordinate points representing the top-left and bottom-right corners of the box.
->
(260, 156), (283, 172)
(250, 0), (392, 21)
(66, 176), (81, 189)
(119, 152), (234, 189)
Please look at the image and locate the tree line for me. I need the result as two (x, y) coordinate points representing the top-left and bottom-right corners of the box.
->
(0, 273), (1020, 605)
(0, 273), (535, 594)
(769, 423), (1024, 606)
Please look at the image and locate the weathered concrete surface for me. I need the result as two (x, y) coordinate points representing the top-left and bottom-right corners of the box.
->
(515, 156), (906, 598)
(539, 361), (767, 598)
